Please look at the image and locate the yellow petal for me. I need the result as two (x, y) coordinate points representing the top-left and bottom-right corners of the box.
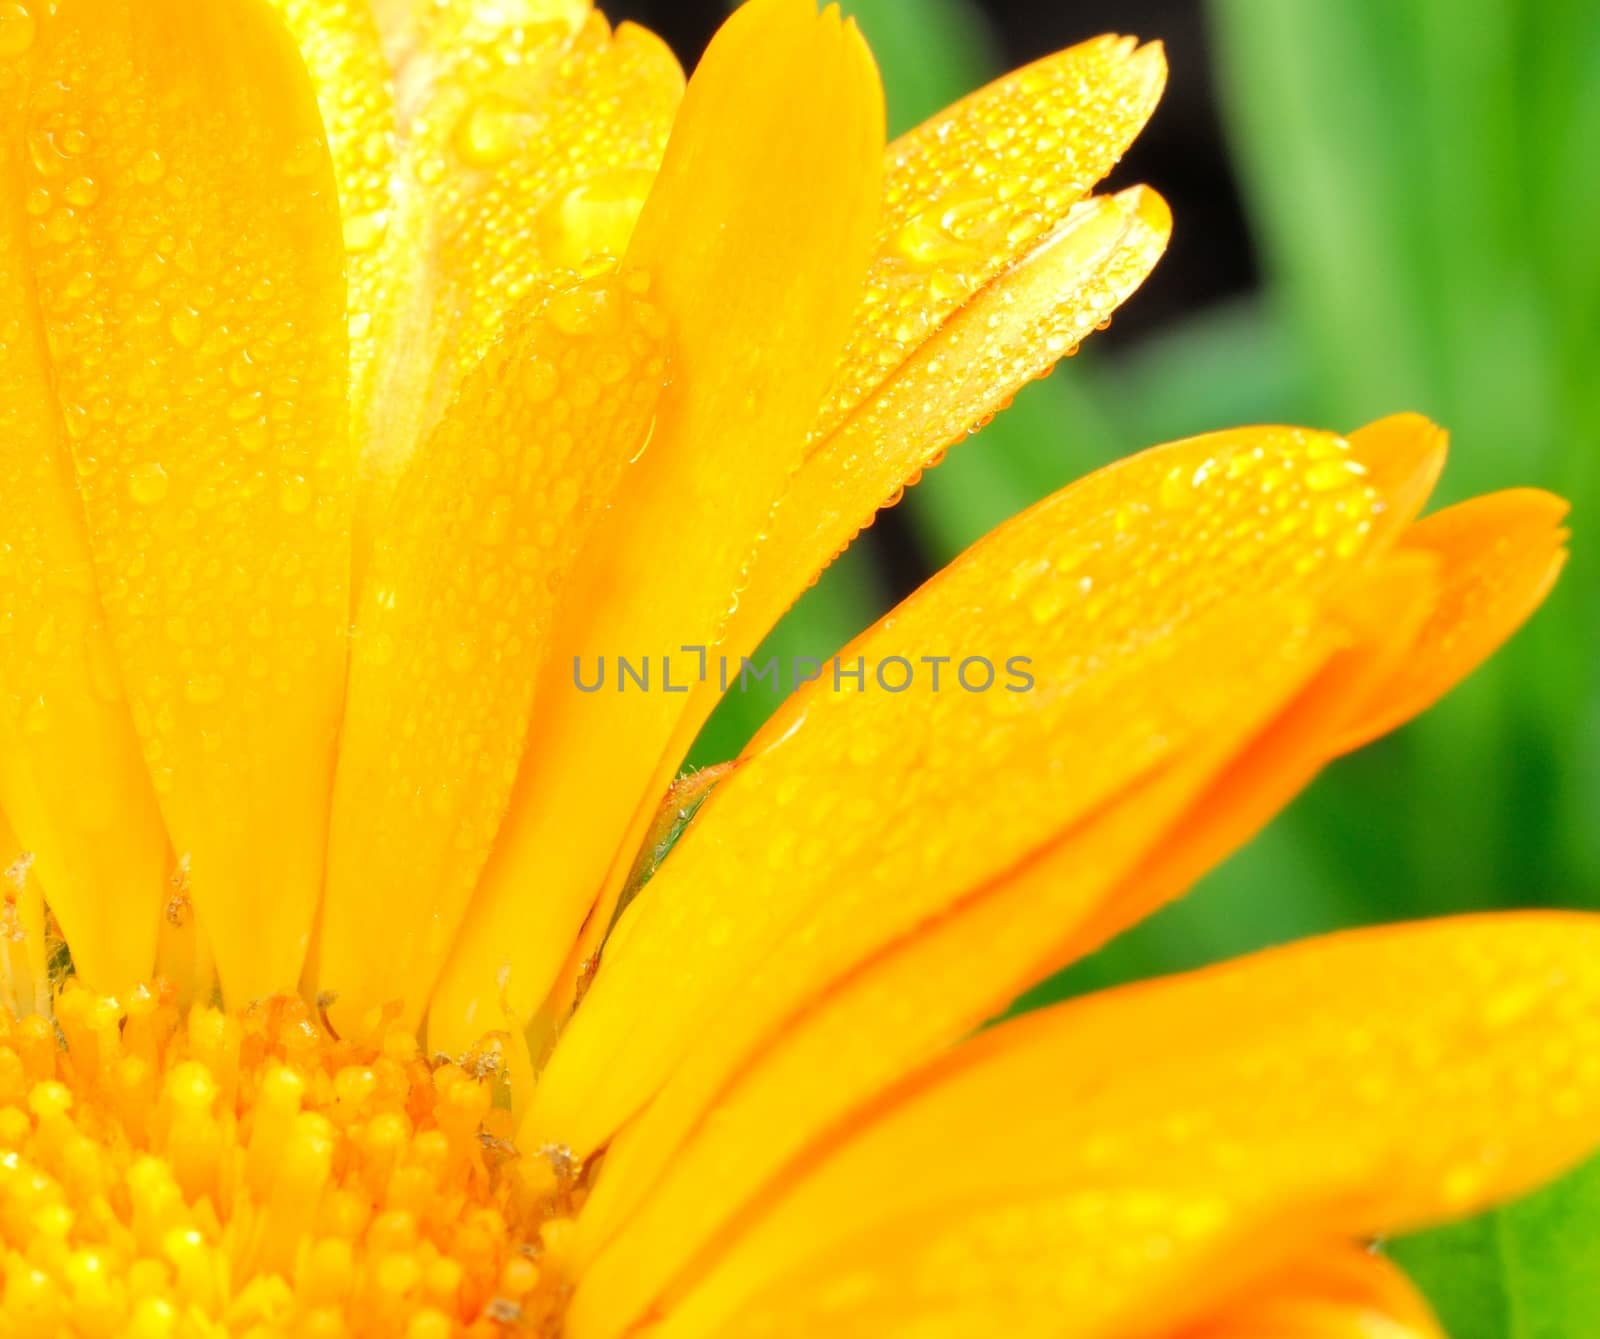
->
(20, 0), (350, 1001)
(530, 423), (1417, 1159)
(318, 271), (667, 1031)
(562, 559), (1439, 1339)
(354, 4), (682, 551)
(370, 0), (588, 73)
(1174, 1245), (1444, 1339)
(647, 914), (1600, 1339)
(1337, 488), (1569, 751)
(553, 151), (1173, 1052)
(0, 813), (50, 1018)
(714, 185), (1171, 714)
(263, 0), (397, 397)
(0, 24), (168, 995)
(563, 45), (1173, 970)
(425, 0), (885, 1056)
(815, 33), (1164, 444)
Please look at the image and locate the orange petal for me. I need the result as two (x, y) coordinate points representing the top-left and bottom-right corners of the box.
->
(318, 272), (667, 1032)
(645, 914), (1600, 1339)
(530, 423), (1416, 1160)
(353, 4), (682, 551)
(1058, 551), (1439, 960)
(562, 560), (1438, 1339)
(425, 0), (885, 1055)
(20, 0), (350, 1001)
(1346, 413), (1448, 548)
(1173, 1244), (1445, 1339)
(0, 24), (169, 995)
(1337, 488), (1569, 751)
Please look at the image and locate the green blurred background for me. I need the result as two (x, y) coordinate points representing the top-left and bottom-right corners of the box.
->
(615, 0), (1600, 1326)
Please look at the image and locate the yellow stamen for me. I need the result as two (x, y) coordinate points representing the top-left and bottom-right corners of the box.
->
(0, 985), (578, 1336)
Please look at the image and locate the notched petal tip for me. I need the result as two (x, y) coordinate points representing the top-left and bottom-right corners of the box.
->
(1111, 180), (1173, 245)
(1334, 484), (1572, 753)
(1348, 412), (1449, 538)
(1129, 38), (1169, 98)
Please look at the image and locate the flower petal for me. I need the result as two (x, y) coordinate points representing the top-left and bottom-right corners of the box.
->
(712, 185), (1171, 717)
(1173, 1245), (1444, 1339)
(318, 272), (667, 1031)
(1336, 488), (1569, 752)
(646, 914), (1600, 1339)
(425, 0), (885, 1055)
(530, 422), (1431, 1159)
(20, 0), (350, 1000)
(0, 28), (169, 995)
(0, 814), (50, 1018)
(561, 558), (1441, 1339)
(353, 4), (682, 550)
(545, 111), (1174, 1050)
(814, 33), (1164, 444)
(263, 0), (397, 397)
(560, 41), (1171, 980)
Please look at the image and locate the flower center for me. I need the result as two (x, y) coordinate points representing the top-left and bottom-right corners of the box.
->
(0, 984), (579, 1336)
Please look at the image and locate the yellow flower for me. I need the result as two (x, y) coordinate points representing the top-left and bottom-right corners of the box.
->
(0, 0), (1592, 1336)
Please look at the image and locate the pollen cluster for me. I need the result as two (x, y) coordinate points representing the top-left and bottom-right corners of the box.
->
(0, 986), (578, 1337)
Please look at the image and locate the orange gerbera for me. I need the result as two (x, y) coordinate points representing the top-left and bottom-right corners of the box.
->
(0, 0), (1592, 1335)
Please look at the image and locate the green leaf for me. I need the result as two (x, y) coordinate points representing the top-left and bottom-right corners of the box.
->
(1392, 1152), (1600, 1339)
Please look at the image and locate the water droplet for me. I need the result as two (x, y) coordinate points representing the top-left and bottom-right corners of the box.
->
(236, 418), (269, 453)
(454, 94), (533, 167)
(1159, 464), (1198, 510)
(628, 414), (656, 465)
(0, 2), (37, 57)
(133, 149), (165, 184)
(167, 305), (203, 349)
(128, 462), (169, 506)
(547, 286), (613, 337)
(279, 474), (311, 515)
(184, 673), (225, 705)
(538, 169), (654, 269)
(23, 696), (50, 735)
(1305, 458), (1365, 492)
(892, 199), (987, 267)
(62, 176), (98, 207)
(343, 208), (389, 253)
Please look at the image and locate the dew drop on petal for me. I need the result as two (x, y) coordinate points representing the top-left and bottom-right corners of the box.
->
(0, 1), (36, 56)
(127, 463), (170, 507)
(454, 94), (535, 168)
